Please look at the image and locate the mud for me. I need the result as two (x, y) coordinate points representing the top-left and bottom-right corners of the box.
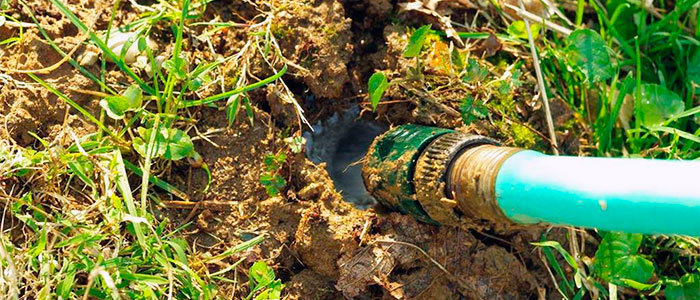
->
(304, 107), (387, 208)
(0, 0), (568, 298)
(273, 0), (354, 99)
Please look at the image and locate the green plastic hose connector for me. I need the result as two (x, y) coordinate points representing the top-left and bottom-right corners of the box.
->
(362, 124), (700, 236)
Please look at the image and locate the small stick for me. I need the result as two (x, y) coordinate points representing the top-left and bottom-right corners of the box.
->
(0, 35), (88, 74)
(373, 239), (473, 295)
(517, 0), (559, 155)
(163, 200), (238, 211)
(0, 18), (37, 28)
(69, 88), (112, 98)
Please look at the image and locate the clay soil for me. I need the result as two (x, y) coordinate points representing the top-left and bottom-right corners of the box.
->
(0, 0), (569, 299)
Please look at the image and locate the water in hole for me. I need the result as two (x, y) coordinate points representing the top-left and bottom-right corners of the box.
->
(304, 107), (387, 208)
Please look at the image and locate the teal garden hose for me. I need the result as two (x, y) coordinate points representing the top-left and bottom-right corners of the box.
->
(362, 124), (700, 236)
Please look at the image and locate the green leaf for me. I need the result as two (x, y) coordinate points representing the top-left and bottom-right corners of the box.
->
(165, 239), (189, 264)
(284, 136), (306, 154)
(593, 233), (655, 289)
(187, 60), (220, 91)
(133, 127), (167, 158)
(636, 83), (684, 127)
(99, 85), (143, 120)
(260, 174), (285, 196)
(565, 29), (614, 84)
(612, 255), (655, 286)
(532, 241), (577, 271)
(56, 264), (77, 299)
(182, 65), (287, 108)
(250, 261), (276, 289)
(507, 20), (540, 40)
(226, 94), (242, 126)
(243, 97), (255, 125)
(29, 227), (47, 258)
(403, 24), (432, 57)
(67, 157), (95, 188)
(54, 232), (103, 248)
(648, 126), (700, 144)
(163, 128), (195, 160)
(263, 153), (286, 171)
(121, 271), (169, 285)
(248, 260), (284, 300)
(687, 50), (700, 94)
(459, 96), (488, 125)
(255, 280), (284, 300)
(163, 56), (187, 80)
(137, 36), (148, 52)
(133, 126), (195, 161)
(666, 273), (700, 300)
(462, 59), (489, 83)
(606, 0), (637, 41)
(368, 72), (388, 111)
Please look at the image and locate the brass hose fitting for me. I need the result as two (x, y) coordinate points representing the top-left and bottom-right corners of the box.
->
(446, 144), (522, 223)
(364, 125), (523, 226)
(413, 132), (497, 225)
(365, 125), (700, 236)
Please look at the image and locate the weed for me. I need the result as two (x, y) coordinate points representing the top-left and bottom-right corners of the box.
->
(531, 0), (700, 296)
(368, 5), (700, 297)
(368, 72), (389, 111)
(246, 261), (284, 300)
(260, 152), (287, 197)
(459, 96), (489, 125)
(1, 0), (299, 297)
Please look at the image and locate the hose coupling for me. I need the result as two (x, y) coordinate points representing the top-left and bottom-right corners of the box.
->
(363, 124), (522, 226)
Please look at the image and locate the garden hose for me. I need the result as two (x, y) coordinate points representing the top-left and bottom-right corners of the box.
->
(362, 125), (700, 236)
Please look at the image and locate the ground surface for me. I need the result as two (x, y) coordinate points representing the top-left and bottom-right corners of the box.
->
(2, 0), (697, 299)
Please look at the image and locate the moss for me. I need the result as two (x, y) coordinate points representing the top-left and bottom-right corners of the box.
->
(494, 120), (537, 149)
(271, 23), (293, 39)
(510, 123), (537, 148)
(321, 24), (338, 38)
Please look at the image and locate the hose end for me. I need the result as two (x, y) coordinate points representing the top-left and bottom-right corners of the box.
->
(447, 144), (523, 223)
(413, 132), (497, 225)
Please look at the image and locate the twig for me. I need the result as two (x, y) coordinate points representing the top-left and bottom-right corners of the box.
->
(0, 17), (37, 28)
(517, 0), (559, 155)
(0, 204), (19, 299)
(400, 83), (461, 118)
(540, 0), (575, 26)
(163, 200), (238, 210)
(0, 35), (89, 74)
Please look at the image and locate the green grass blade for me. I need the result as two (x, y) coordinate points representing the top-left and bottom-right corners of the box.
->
(140, 115), (160, 214)
(207, 234), (266, 262)
(575, 0), (585, 26)
(49, 0), (155, 95)
(123, 160), (190, 201)
(113, 150), (148, 251)
(19, 0), (116, 94)
(27, 73), (122, 143)
(180, 65), (287, 108)
(648, 126), (700, 143)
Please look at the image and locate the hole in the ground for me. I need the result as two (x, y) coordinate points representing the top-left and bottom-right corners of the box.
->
(304, 107), (387, 209)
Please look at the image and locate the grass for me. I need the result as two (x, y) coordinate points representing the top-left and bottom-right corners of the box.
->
(532, 1), (700, 297)
(0, 0), (302, 298)
(368, 1), (699, 299)
(1, 0), (699, 299)
(515, 1), (700, 298)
